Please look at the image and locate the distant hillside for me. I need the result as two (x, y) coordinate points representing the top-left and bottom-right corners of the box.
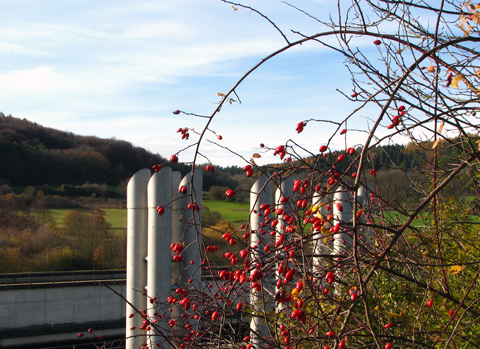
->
(1, 113), (472, 192)
(0, 114), (190, 186)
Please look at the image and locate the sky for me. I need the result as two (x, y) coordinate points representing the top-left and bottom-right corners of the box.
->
(0, 0), (383, 167)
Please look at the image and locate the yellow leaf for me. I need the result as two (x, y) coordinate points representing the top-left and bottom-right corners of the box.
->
(438, 122), (444, 133)
(473, 13), (480, 24)
(449, 265), (464, 275)
(451, 74), (462, 89)
(217, 92), (225, 96)
(451, 78), (459, 89)
(432, 139), (441, 149)
(252, 153), (261, 158)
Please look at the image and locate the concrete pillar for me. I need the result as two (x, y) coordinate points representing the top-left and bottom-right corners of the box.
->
(356, 183), (373, 246)
(333, 187), (354, 256)
(312, 186), (332, 274)
(171, 171), (182, 285)
(177, 171), (203, 287)
(170, 171), (185, 344)
(249, 176), (272, 348)
(126, 168), (151, 349)
(274, 177), (293, 314)
(147, 168), (173, 348)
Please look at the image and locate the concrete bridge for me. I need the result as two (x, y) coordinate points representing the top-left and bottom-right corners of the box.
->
(0, 270), (126, 348)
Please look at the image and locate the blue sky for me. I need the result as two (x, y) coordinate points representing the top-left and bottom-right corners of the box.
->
(1, 0), (382, 166)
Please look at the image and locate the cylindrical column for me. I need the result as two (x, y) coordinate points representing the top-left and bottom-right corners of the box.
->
(171, 171), (183, 285)
(275, 177), (293, 314)
(312, 185), (332, 274)
(333, 187), (354, 256)
(170, 171), (185, 343)
(250, 175), (272, 347)
(177, 171), (203, 287)
(126, 168), (151, 349)
(147, 168), (173, 348)
(356, 183), (372, 246)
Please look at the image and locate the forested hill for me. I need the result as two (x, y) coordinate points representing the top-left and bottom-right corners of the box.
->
(0, 114), (190, 186)
(0, 113), (470, 188)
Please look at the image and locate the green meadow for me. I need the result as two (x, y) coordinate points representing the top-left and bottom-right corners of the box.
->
(203, 199), (250, 223)
(48, 208), (127, 230)
(47, 200), (250, 230)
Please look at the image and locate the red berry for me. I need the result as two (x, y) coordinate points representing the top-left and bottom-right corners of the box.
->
(296, 122), (305, 133)
(225, 189), (236, 198)
(427, 299), (434, 308)
(385, 343), (392, 349)
(319, 145), (328, 153)
(211, 311), (219, 320)
(217, 135), (223, 140)
(236, 303), (243, 312)
(326, 271), (335, 283)
(206, 165), (215, 173)
(156, 206), (165, 215)
(337, 154), (345, 162)
(170, 154), (178, 164)
(374, 39), (381, 45)
(173, 110), (181, 114)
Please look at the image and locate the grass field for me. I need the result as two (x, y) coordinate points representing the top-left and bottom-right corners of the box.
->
(203, 199), (249, 223)
(48, 208), (127, 230)
(47, 200), (249, 230)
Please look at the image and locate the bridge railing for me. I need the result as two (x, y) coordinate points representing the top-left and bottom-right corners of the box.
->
(0, 268), (127, 286)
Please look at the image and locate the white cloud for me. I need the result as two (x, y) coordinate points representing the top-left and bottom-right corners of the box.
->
(0, 41), (51, 57)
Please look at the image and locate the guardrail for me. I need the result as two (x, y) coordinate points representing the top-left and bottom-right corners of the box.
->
(0, 267), (225, 287)
(0, 269), (126, 286)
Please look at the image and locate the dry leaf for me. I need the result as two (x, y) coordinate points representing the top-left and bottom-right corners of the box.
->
(438, 122), (444, 133)
(252, 153), (261, 158)
(432, 139), (441, 149)
(449, 265), (464, 275)
(451, 75), (460, 88)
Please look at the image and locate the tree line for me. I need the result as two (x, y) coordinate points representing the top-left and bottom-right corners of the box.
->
(1, 113), (475, 205)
